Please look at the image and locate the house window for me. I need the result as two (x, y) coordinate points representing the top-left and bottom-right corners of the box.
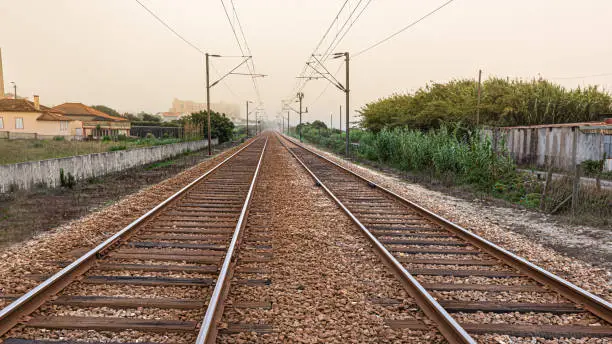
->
(15, 117), (24, 129)
(60, 121), (68, 131)
(0, 117), (4, 129)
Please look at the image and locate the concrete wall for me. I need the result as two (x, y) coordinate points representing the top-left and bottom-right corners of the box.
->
(0, 139), (218, 192)
(486, 127), (611, 171)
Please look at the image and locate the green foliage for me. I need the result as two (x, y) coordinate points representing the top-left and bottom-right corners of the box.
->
(140, 112), (161, 122)
(117, 134), (128, 141)
(359, 78), (612, 131)
(183, 111), (235, 143)
(145, 132), (156, 139)
(109, 145), (127, 151)
(91, 105), (122, 118)
(102, 135), (111, 142)
(581, 159), (605, 176)
(59, 168), (76, 188)
(53, 136), (65, 141)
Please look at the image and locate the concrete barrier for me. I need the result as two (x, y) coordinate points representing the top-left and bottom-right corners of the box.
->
(0, 139), (218, 192)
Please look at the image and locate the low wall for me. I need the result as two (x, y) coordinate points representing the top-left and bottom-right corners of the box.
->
(0, 139), (218, 192)
(485, 127), (611, 171)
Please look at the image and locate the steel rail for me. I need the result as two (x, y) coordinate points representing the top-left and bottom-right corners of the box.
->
(276, 134), (475, 344)
(0, 138), (262, 336)
(280, 133), (612, 326)
(196, 136), (269, 344)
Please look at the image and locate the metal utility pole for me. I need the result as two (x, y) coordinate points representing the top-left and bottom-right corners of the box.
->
(343, 52), (350, 157)
(297, 92), (304, 142)
(476, 69), (482, 126)
(330, 113), (333, 130)
(245, 101), (252, 138)
(339, 105), (342, 132)
(287, 111), (290, 135)
(206, 53), (212, 155)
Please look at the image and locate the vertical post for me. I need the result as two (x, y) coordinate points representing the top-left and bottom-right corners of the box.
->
(245, 101), (249, 138)
(476, 69), (482, 126)
(345, 52), (350, 157)
(287, 111), (290, 135)
(339, 105), (342, 132)
(206, 53), (212, 155)
(297, 92), (304, 142)
(330, 113), (333, 130)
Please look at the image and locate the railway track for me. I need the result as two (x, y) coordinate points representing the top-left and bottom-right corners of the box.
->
(278, 133), (612, 343)
(0, 137), (268, 343)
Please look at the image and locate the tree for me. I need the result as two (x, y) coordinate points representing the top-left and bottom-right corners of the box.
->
(310, 120), (327, 130)
(183, 111), (235, 143)
(139, 112), (161, 122)
(92, 105), (122, 118)
(122, 113), (140, 122)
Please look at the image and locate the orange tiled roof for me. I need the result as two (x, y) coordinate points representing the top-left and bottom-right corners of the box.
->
(53, 103), (127, 122)
(0, 98), (64, 114)
(36, 112), (74, 121)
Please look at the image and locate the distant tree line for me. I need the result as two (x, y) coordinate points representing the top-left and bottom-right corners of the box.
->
(359, 77), (612, 132)
(92, 106), (235, 143)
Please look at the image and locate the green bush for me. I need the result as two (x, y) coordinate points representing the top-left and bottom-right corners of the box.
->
(102, 135), (111, 142)
(109, 145), (127, 151)
(59, 168), (76, 188)
(145, 133), (155, 139)
(117, 134), (128, 141)
(53, 136), (65, 141)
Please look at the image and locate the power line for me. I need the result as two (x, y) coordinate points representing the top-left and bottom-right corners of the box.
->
(354, 0), (456, 58)
(292, 0), (372, 99)
(289, 0), (351, 99)
(134, 0), (204, 54)
(220, 0), (262, 103)
(230, 0), (262, 101)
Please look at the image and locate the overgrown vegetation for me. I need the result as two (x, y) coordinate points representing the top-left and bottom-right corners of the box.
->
(293, 122), (611, 226)
(359, 78), (612, 131)
(180, 110), (235, 143)
(59, 168), (76, 188)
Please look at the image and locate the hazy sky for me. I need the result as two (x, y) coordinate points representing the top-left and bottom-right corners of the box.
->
(1, 0), (611, 127)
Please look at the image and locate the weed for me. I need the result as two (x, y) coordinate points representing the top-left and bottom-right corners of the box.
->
(53, 136), (65, 141)
(145, 160), (176, 170)
(109, 145), (127, 152)
(59, 168), (76, 188)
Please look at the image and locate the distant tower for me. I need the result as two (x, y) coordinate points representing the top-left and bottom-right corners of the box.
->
(0, 48), (4, 99)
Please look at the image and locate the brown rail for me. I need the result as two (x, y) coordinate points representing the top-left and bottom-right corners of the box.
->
(0, 137), (267, 342)
(278, 133), (612, 341)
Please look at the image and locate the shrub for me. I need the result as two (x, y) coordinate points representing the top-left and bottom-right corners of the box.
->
(109, 145), (127, 151)
(59, 168), (76, 188)
(53, 136), (65, 141)
(581, 159), (604, 176)
(102, 135), (111, 142)
(117, 134), (128, 141)
(145, 133), (156, 139)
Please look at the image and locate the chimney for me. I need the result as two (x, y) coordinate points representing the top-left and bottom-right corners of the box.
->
(33, 95), (40, 110)
(0, 48), (4, 99)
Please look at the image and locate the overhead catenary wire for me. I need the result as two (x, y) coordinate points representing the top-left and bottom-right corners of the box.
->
(134, 0), (204, 55)
(220, 0), (262, 103)
(354, 0), (456, 58)
(309, 0), (456, 108)
(134, 0), (243, 103)
(290, 0), (372, 102)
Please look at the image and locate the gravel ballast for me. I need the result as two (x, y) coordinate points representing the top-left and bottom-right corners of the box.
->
(218, 136), (444, 343)
(297, 141), (611, 302)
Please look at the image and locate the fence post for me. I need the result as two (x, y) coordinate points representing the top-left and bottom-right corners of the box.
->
(571, 163), (581, 221)
(540, 160), (553, 211)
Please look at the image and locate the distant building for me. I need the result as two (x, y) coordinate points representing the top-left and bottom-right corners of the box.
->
(156, 112), (185, 122)
(170, 98), (241, 123)
(0, 96), (82, 139)
(53, 102), (130, 138)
